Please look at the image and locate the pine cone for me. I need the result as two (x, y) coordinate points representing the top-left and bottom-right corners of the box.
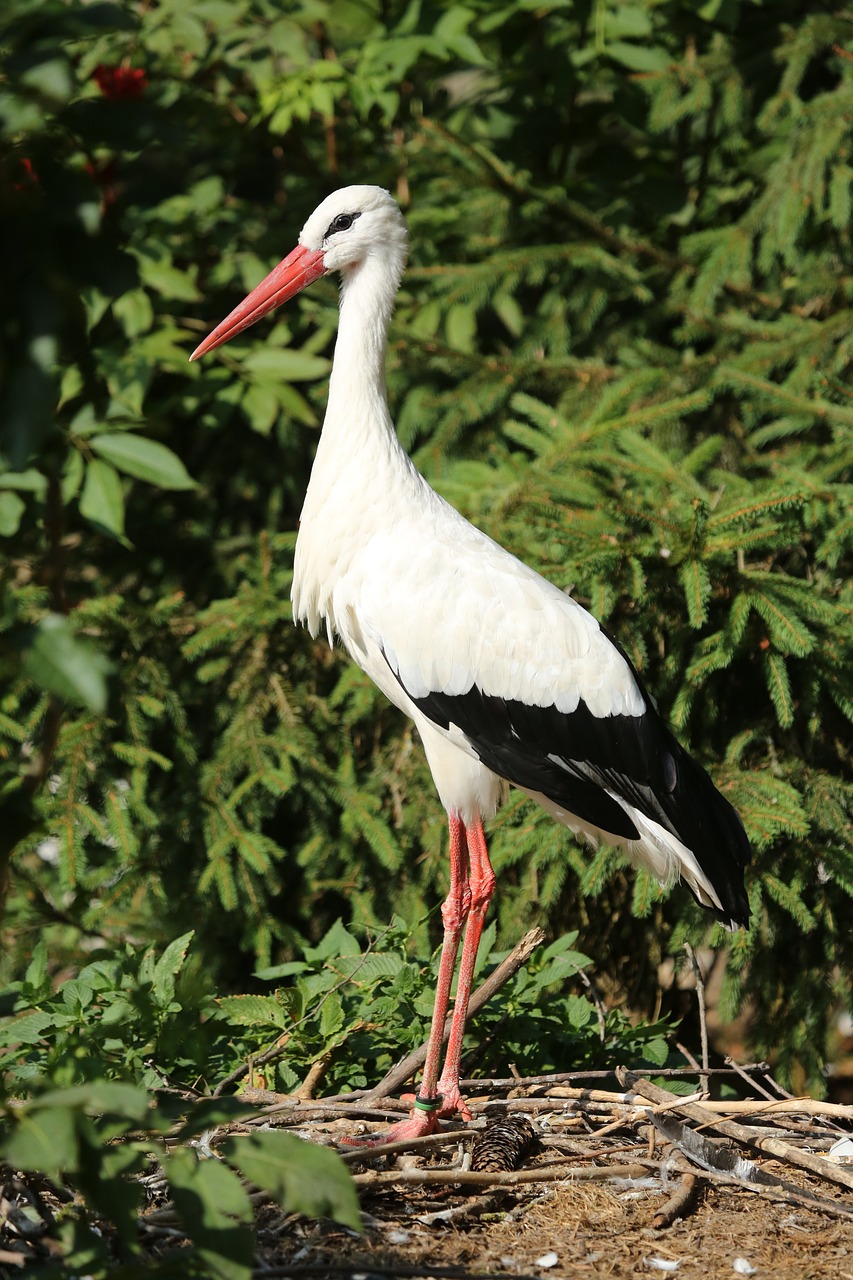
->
(471, 1115), (538, 1172)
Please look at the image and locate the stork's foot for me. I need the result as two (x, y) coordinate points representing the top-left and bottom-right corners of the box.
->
(341, 1108), (440, 1148)
(340, 1091), (466, 1149)
(435, 1076), (471, 1123)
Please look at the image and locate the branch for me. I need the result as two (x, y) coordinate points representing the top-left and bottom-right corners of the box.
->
(653, 1171), (699, 1229)
(360, 927), (545, 1104)
(351, 1160), (650, 1190)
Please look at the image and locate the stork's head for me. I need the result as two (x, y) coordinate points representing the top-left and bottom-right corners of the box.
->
(190, 185), (407, 361)
(300, 184), (407, 274)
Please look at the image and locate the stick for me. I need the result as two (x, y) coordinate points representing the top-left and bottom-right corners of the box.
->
(539, 1086), (853, 1121)
(309, 1063), (774, 1100)
(724, 1054), (778, 1103)
(360, 928), (545, 1104)
(684, 943), (710, 1094)
(414, 1191), (508, 1226)
(351, 1161), (651, 1189)
(617, 1070), (853, 1194)
(254, 1263), (548, 1280)
(294, 1051), (332, 1101)
(455, 1064), (772, 1090)
(653, 1172), (699, 1229)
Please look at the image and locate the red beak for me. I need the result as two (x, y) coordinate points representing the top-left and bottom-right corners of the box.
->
(190, 244), (327, 361)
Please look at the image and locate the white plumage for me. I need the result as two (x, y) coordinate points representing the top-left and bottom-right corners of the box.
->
(192, 184), (751, 1145)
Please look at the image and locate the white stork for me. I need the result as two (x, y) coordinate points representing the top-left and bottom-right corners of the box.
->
(191, 185), (751, 1144)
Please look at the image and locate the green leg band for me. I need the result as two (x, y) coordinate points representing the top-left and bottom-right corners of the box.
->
(413, 1093), (443, 1113)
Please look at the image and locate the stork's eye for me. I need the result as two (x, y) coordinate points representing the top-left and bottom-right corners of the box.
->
(325, 211), (360, 239)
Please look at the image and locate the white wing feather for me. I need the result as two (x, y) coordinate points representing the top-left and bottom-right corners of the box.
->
(332, 493), (645, 721)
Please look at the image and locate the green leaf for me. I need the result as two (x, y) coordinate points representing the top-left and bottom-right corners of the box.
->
(151, 930), (195, 1003)
(216, 993), (291, 1029)
(606, 41), (670, 73)
(90, 433), (196, 490)
(112, 288), (155, 338)
(83, 1139), (145, 1254)
(168, 1148), (254, 1280)
(136, 253), (201, 301)
(320, 989), (344, 1039)
(563, 994), (592, 1029)
(334, 952), (402, 980)
(0, 467), (47, 493)
(80, 457), (126, 539)
(0, 1009), (54, 1047)
(2, 1105), (79, 1178)
(21, 55), (73, 101)
(306, 919), (361, 963)
(171, 1098), (258, 1142)
(24, 940), (49, 994)
(28, 1082), (152, 1121)
(242, 348), (331, 381)
(20, 613), (111, 712)
(242, 382), (280, 436)
(0, 490), (25, 536)
(220, 1131), (360, 1230)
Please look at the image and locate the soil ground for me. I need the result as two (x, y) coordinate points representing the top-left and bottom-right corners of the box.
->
(262, 1180), (852, 1280)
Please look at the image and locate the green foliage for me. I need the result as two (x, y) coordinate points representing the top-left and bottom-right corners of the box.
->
(0, 1081), (359, 1276)
(0, 931), (216, 1090)
(1, 921), (669, 1102)
(0, 921), (668, 1273)
(1, 0), (851, 1143)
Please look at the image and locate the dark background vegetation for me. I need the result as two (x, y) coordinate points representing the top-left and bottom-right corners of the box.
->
(2, 0), (852, 1131)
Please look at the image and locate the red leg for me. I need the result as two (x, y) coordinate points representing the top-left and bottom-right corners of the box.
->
(436, 816), (496, 1118)
(419, 813), (471, 1099)
(342, 813), (471, 1147)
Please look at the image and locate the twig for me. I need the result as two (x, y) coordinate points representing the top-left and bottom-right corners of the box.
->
(473, 1096), (630, 1115)
(294, 1052), (333, 1101)
(577, 969), (607, 1045)
(0, 1248), (29, 1268)
(652, 1171), (699, 1228)
(536, 1083), (853, 1122)
(618, 1070), (853, 1194)
(684, 943), (709, 1094)
(761, 1069), (796, 1101)
(455, 1065), (772, 1090)
(352, 1161), (651, 1189)
(247, 1102), (403, 1123)
(675, 1043), (702, 1072)
(360, 928), (545, 1104)
(725, 1055), (778, 1103)
(414, 1191), (508, 1226)
(261, 1062), (768, 1106)
(267, 1082), (853, 1134)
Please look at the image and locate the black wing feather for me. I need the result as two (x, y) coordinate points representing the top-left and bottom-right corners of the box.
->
(384, 654), (751, 927)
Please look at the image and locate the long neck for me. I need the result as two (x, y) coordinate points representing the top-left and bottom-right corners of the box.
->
(316, 249), (407, 476)
(293, 242), (420, 632)
(298, 244), (417, 516)
(331, 263), (393, 410)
